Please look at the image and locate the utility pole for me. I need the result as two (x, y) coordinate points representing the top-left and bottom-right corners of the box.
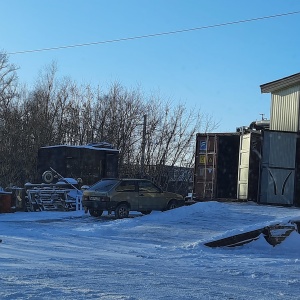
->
(140, 114), (147, 178)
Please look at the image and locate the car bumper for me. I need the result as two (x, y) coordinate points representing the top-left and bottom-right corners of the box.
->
(178, 199), (186, 207)
(82, 200), (118, 211)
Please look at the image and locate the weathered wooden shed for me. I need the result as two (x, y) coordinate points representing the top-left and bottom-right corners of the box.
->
(37, 143), (119, 186)
(260, 72), (300, 206)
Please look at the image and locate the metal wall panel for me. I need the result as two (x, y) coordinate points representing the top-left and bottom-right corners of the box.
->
(262, 131), (297, 168)
(270, 85), (300, 132)
(293, 138), (300, 207)
(259, 130), (297, 205)
(260, 167), (295, 205)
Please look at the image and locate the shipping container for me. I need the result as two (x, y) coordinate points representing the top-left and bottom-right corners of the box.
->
(37, 143), (119, 185)
(193, 133), (240, 200)
(237, 131), (262, 201)
(259, 130), (297, 206)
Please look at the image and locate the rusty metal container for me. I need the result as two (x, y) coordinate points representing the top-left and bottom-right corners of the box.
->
(0, 192), (12, 213)
(193, 133), (240, 200)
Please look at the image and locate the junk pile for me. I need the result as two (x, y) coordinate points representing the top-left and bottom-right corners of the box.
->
(0, 169), (84, 213)
(24, 179), (83, 212)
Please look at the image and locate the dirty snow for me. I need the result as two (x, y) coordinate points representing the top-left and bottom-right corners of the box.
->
(1, 201), (300, 300)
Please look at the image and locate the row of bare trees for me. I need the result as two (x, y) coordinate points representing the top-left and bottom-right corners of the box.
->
(0, 52), (218, 192)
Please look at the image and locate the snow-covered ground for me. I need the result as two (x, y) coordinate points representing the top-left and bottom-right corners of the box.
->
(1, 201), (300, 300)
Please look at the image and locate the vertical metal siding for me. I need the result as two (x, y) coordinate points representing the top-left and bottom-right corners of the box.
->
(270, 85), (300, 132)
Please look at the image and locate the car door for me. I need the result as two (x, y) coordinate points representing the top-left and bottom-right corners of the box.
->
(114, 180), (139, 210)
(137, 180), (166, 211)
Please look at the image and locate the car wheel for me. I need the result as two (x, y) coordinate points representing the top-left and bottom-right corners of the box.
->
(89, 209), (103, 217)
(115, 204), (130, 219)
(141, 210), (152, 215)
(167, 200), (178, 210)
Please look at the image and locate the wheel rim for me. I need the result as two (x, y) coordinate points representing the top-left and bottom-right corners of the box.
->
(169, 202), (177, 210)
(118, 206), (128, 218)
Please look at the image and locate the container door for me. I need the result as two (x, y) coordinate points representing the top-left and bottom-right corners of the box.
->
(260, 167), (295, 205)
(237, 134), (251, 200)
(194, 134), (217, 200)
(259, 131), (297, 205)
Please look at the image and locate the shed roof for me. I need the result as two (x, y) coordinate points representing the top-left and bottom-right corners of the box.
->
(40, 144), (119, 152)
(260, 72), (300, 94)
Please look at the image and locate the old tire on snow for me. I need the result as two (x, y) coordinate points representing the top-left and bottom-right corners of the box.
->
(42, 170), (54, 183)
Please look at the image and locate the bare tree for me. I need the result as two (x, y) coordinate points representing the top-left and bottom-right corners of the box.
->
(0, 52), (19, 111)
(136, 97), (218, 192)
(0, 54), (219, 193)
(0, 52), (20, 186)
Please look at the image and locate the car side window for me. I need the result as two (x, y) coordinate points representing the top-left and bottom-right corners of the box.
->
(115, 181), (136, 192)
(138, 181), (161, 193)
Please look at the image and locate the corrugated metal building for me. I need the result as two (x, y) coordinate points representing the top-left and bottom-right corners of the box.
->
(260, 72), (300, 206)
(261, 72), (300, 132)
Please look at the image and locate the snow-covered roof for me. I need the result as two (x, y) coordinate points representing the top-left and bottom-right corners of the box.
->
(40, 143), (119, 152)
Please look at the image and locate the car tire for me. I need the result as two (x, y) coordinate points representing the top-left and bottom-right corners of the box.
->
(167, 200), (178, 210)
(89, 209), (103, 217)
(115, 204), (130, 219)
(141, 210), (152, 215)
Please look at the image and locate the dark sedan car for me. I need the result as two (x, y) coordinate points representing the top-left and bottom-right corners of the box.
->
(82, 178), (185, 218)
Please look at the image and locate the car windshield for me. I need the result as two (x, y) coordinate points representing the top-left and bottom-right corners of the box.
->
(89, 179), (119, 192)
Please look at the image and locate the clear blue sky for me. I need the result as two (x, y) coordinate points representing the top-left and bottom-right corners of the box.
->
(2, 0), (300, 132)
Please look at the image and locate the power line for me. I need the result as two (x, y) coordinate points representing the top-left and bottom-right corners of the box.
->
(8, 10), (300, 55)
